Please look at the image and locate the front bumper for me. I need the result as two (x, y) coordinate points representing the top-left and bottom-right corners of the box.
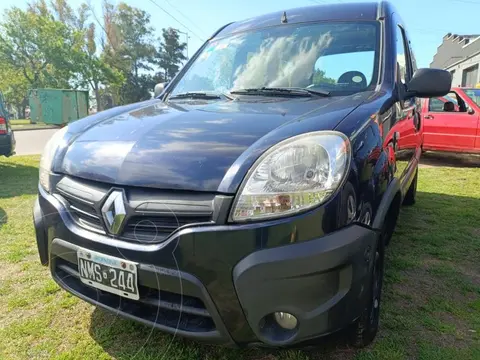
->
(0, 132), (15, 157)
(34, 185), (378, 347)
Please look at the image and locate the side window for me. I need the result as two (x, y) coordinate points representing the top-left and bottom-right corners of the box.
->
(396, 26), (411, 85)
(428, 92), (466, 112)
(428, 98), (447, 112)
(409, 43), (418, 73)
(313, 51), (375, 88)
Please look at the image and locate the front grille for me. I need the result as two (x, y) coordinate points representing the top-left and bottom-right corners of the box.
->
(54, 176), (220, 244)
(123, 215), (213, 243)
(59, 192), (104, 232)
(54, 258), (216, 333)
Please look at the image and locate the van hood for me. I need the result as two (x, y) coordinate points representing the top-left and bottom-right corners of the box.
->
(59, 94), (370, 193)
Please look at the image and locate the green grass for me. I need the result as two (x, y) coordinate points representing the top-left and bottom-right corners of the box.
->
(0, 156), (479, 360)
(9, 119), (31, 125)
(9, 119), (57, 131)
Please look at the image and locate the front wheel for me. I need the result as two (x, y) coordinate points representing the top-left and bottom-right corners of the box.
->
(348, 238), (385, 348)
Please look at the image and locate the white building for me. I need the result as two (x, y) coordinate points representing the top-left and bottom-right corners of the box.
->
(430, 33), (480, 88)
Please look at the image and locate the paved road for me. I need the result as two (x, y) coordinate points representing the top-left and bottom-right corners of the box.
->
(13, 128), (59, 156)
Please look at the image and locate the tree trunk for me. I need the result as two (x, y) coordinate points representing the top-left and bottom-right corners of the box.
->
(21, 97), (28, 119)
(94, 85), (102, 112)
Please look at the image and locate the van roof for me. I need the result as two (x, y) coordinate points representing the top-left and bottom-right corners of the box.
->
(216, 2), (389, 38)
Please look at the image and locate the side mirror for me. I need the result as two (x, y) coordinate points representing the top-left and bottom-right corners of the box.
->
(406, 68), (452, 99)
(468, 106), (475, 115)
(154, 82), (168, 97)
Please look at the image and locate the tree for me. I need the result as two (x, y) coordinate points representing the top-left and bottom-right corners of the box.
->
(27, 0), (49, 16)
(313, 69), (336, 85)
(26, 0), (123, 111)
(74, 21), (123, 111)
(101, 2), (156, 77)
(0, 0), (189, 110)
(156, 28), (187, 81)
(0, 60), (30, 118)
(101, 1), (157, 104)
(119, 73), (155, 104)
(117, 3), (156, 78)
(50, 0), (75, 26)
(0, 7), (82, 89)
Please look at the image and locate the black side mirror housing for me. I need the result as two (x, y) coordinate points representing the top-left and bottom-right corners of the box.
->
(406, 68), (452, 99)
(468, 106), (475, 115)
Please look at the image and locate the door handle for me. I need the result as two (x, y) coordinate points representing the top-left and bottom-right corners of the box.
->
(424, 115), (434, 120)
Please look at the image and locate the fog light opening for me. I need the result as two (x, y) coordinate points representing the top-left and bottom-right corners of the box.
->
(259, 312), (299, 344)
(274, 312), (298, 330)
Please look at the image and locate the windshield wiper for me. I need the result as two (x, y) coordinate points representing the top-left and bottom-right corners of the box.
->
(230, 87), (330, 97)
(169, 92), (234, 100)
(301, 88), (331, 96)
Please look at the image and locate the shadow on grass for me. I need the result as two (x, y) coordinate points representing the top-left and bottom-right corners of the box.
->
(421, 151), (480, 168)
(88, 307), (355, 360)
(0, 159), (39, 198)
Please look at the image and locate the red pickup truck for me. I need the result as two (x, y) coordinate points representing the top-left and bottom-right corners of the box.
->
(421, 87), (480, 153)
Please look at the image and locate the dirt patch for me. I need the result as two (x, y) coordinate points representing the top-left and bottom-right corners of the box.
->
(421, 152), (480, 168)
(437, 312), (475, 342)
(421, 258), (445, 268)
(305, 346), (357, 360)
(419, 163), (436, 169)
(0, 262), (25, 282)
(458, 265), (480, 288)
(393, 267), (436, 307)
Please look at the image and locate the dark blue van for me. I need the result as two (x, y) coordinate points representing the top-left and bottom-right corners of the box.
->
(33, 1), (452, 349)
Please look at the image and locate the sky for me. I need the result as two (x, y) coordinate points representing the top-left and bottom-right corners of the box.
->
(1, 0), (479, 70)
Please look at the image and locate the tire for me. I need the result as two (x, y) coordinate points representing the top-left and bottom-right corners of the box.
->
(340, 182), (357, 226)
(348, 236), (385, 348)
(402, 168), (418, 206)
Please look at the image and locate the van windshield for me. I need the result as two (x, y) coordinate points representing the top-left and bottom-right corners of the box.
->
(170, 21), (380, 98)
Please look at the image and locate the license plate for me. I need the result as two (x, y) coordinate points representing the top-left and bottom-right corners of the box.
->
(77, 249), (139, 300)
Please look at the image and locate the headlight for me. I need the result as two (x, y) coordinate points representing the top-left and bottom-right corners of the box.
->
(39, 126), (69, 192)
(231, 131), (351, 222)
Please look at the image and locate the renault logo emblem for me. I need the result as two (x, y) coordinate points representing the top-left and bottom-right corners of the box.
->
(101, 190), (127, 235)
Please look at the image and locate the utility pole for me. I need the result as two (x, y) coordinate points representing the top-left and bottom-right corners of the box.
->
(177, 30), (190, 60)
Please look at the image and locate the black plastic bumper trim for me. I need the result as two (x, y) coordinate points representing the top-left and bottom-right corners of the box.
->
(233, 224), (378, 346)
(33, 197), (49, 265)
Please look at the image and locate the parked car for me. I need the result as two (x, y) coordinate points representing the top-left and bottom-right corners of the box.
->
(421, 87), (480, 153)
(33, 1), (451, 348)
(0, 91), (15, 157)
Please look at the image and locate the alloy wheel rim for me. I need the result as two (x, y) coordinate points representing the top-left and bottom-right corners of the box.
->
(361, 210), (371, 226)
(347, 195), (356, 223)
